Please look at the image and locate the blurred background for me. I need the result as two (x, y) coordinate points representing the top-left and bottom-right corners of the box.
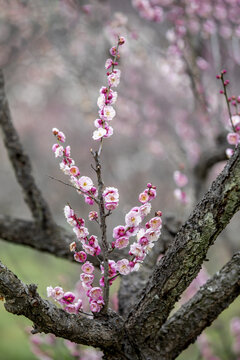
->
(0, 0), (240, 359)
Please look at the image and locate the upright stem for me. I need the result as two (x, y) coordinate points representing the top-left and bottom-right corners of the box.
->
(92, 150), (109, 313)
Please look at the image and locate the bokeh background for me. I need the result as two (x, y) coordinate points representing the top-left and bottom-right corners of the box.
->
(1, 0), (240, 359)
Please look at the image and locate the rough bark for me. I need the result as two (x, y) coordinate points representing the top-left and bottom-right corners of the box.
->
(155, 251), (240, 360)
(126, 144), (240, 344)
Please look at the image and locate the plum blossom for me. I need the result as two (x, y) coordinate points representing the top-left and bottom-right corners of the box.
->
(108, 70), (121, 87)
(81, 261), (95, 274)
(78, 176), (93, 192)
(74, 251), (87, 263)
(92, 127), (107, 140)
(116, 259), (131, 275)
(173, 171), (188, 188)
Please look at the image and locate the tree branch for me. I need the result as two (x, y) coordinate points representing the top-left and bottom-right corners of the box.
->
(0, 69), (55, 230)
(126, 145), (240, 344)
(0, 260), (124, 350)
(155, 251), (240, 360)
(0, 215), (100, 267)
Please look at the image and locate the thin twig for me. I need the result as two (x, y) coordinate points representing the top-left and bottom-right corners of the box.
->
(49, 176), (99, 204)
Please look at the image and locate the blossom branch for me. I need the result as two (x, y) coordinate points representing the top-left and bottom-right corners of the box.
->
(126, 144), (240, 344)
(155, 251), (240, 360)
(91, 149), (109, 313)
(0, 69), (55, 230)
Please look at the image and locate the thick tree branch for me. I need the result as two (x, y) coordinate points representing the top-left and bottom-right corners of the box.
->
(0, 260), (144, 359)
(0, 215), (100, 267)
(0, 260), (124, 350)
(118, 215), (181, 317)
(0, 69), (55, 230)
(155, 251), (240, 360)
(126, 145), (240, 344)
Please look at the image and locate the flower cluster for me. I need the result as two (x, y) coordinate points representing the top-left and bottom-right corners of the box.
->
(217, 70), (240, 158)
(173, 170), (189, 204)
(103, 186), (119, 210)
(132, 0), (240, 40)
(47, 286), (83, 314)
(52, 128), (97, 205)
(92, 36), (125, 141)
(48, 37), (163, 316)
(108, 183), (162, 278)
(64, 205), (104, 313)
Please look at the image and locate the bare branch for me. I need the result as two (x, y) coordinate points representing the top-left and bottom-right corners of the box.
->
(126, 145), (240, 344)
(0, 69), (55, 230)
(0, 215), (100, 267)
(155, 251), (240, 360)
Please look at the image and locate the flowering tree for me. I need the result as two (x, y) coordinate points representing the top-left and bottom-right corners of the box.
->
(1, 2), (240, 360)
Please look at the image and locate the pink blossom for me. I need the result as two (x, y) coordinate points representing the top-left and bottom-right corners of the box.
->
(52, 144), (64, 157)
(107, 89), (118, 105)
(89, 211), (98, 221)
(92, 127), (107, 140)
(109, 46), (118, 56)
(174, 188), (188, 204)
(113, 225), (126, 239)
(78, 176), (93, 192)
(47, 286), (64, 300)
(105, 201), (118, 210)
(102, 106), (116, 121)
(74, 251), (87, 263)
(84, 195), (94, 205)
(82, 244), (96, 256)
(73, 226), (89, 239)
(80, 273), (94, 286)
(118, 36), (125, 45)
(227, 132), (240, 145)
(61, 292), (75, 304)
(116, 259), (131, 275)
(89, 287), (103, 301)
(69, 166), (80, 177)
(140, 203), (151, 217)
(64, 205), (74, 219)
(88, 235), (99, 248)
(90, 301), (101, 313)
(115, 236), (129, 249)
(129, 243), (145, 258)
(125, 210), (142, 227)
(94, 118), (104, 128)
(97, 94), (106, 109)
(149, 216), (162, 230)
(103, 125), (114, 138)
(82, 261), (94, 274)
(232, 115), (240, 127)
(108, 70), (121, 87)
(145, 228), (161, 242)
(105, 58), (113, 69)
(173, 171), (188, 188)
(139, 192), (149, 204)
